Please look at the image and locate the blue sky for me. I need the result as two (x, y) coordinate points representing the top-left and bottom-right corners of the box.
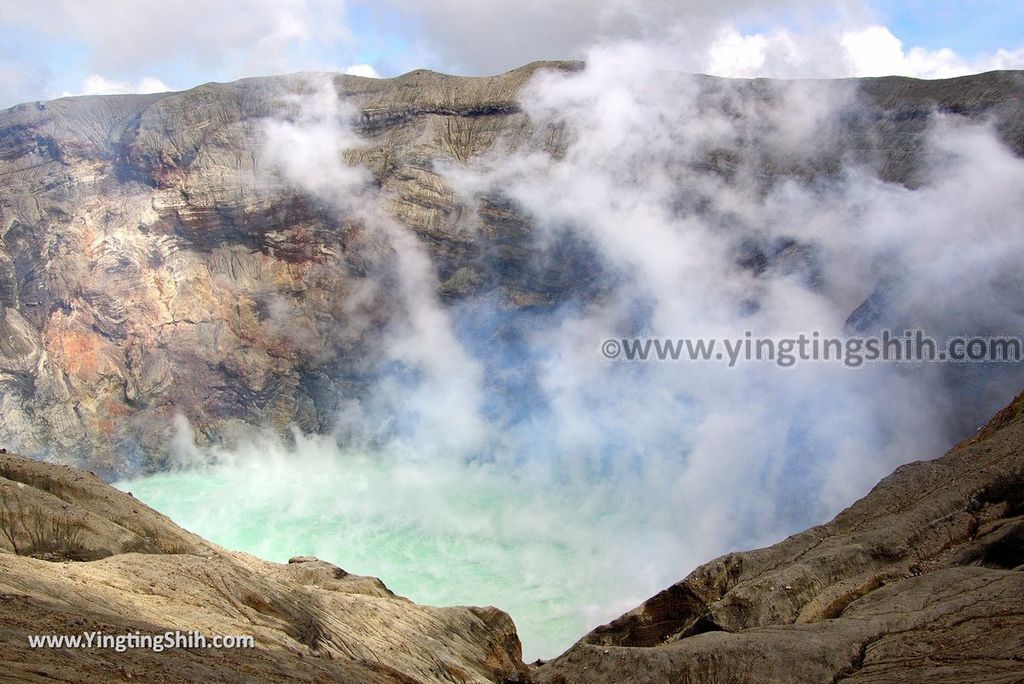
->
(0, 0), (1021, 108)
(876, 0), (1024, 56)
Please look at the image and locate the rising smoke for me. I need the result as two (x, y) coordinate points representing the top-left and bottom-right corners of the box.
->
(122, 42), (1024, 660)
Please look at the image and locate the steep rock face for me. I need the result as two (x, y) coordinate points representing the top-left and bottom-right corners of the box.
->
(533, 393), (1024, 682)
(0, 66), (1022, 473)
(0, 63), (578, 474)
(0, 452), (527, 683)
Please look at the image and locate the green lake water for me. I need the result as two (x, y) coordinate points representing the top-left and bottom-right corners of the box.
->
(116, 444), (681, 661)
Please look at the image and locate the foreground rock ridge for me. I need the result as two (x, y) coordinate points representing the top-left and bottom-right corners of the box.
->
(534, 392), (1024, 683)
(0, 64), (1022, 473)
(0, 451), (528, 682)
(2, 391), (1022, 682)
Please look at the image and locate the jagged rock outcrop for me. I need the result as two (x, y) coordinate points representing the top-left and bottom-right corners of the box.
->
(0, 451), (527, 683)
(533, 393), (1024, 683)
(0, 65), (1022, 474)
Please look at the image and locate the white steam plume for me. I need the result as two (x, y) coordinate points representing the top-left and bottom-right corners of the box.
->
(124, 51), (1024, 661)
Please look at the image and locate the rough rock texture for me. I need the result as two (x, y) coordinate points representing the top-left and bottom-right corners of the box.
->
(0, 66), (1023, 474)
(3, 395), (1024, 683)
(0, 451), (527, 683)
(533, 392), (1024, 683)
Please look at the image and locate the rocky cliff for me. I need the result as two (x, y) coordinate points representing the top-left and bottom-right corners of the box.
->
(0, 451), (527, 683)
(534, 392), (1024, 683)
(1, 65), (1023, 475)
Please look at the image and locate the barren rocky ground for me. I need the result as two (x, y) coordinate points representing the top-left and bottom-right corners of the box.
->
(0, 451), (527, 683)
(2, 390), (1023, 682)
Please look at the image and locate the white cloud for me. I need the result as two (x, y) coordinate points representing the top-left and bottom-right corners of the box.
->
(0, 0), (353, 88)
(376, 0), (1022, 81)
(0, 53), (52, 107)
(842, 25), (970, 79)
(706, 30), (772, 77)
(990, 48), (1024, 70)
(73, 74), (171, 97)
(379, 0), (839, 75)
(343, 63), (380, 78)
(705, 28), (817, 78)
(703, 23), (1024, 80)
